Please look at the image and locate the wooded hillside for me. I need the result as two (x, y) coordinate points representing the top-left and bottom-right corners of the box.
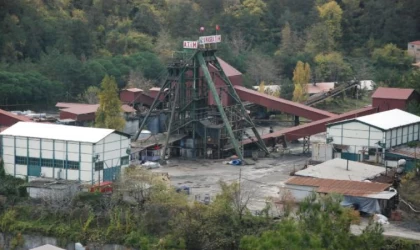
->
(0, 0), (419, 107)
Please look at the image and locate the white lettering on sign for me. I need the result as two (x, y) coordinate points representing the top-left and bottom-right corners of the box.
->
(199, 35), (222, 44)
(183, 41), (198, 49)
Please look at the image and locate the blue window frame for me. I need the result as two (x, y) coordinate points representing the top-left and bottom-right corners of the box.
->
(15, 156), (27, 165)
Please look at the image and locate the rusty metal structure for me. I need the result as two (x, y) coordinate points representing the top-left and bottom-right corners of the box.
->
(133, 47), (269, 162)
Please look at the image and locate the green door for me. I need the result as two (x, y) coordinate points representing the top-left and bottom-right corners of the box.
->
(28, 165), (41, 177)
(341, 152), (359, 161)
(103, 166), (121, 181)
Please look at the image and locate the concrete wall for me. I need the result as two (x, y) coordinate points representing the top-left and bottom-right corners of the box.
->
(311, 143), (333, 162)
(1, 132), (130, 184)
(0, 233), (138, 250)
(285, 184), (316, 202)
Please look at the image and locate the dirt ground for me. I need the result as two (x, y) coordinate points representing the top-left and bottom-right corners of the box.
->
(150, 131), (326, 212)
(151, 155), (309, 211)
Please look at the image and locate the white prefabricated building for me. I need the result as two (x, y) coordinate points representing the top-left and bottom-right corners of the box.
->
(0, 122), (131, 184)
(326, 109), (420, 154)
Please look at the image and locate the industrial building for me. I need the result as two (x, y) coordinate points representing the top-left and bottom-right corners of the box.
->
(372, 87), (420, 112)
(0, 122), (131, 184)
(326, 109), (420, 161)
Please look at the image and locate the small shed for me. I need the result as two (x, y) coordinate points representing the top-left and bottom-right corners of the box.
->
(26, 178), (80, 200)
(284, 176), (397, 215)
(120, 88), (143, 103)
(327, 109), (420, 158)
(372, 87), (420, 112)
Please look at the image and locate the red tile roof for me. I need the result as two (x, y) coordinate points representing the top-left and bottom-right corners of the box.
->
(285, 176), (391, 197)
(409, 41), (420, 46)
(0, 109), (32, 122)
(371, 87), (415, 100)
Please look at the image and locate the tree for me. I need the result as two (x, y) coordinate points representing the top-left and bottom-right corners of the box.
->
(246, 51), (278, 85)
(241, 193), (385, 250)
(292, 61), (310, 102)
(77, 86), (100, 104)
(317, 1), (343, 42)
(372, 44), (413, 86)
(95, 75), (125, 131)
(258, 81), (266, 93)
(314, 52), (352, 82)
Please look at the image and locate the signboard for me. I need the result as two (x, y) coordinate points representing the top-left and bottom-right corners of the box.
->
(183, 41), (198, 49)
(199, 35), (222, 44)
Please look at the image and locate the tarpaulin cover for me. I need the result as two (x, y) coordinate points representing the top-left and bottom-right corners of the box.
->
(340, 196), (381, 214)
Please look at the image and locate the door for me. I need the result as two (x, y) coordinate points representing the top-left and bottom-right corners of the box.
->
(103, 166), (121, 181)
(341, 152), (359, 161)
(28, 165), (41, 177)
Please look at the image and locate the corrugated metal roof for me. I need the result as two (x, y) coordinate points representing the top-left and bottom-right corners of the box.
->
(0, 121), (117, 143)
(30, 244), (66, 250)
(371, 87), (414, 100)
(307, 82), (335, 94)
(216, 57), (242, 77)
(124, 88), (143, 92)
(61, 104), (100, 115)
(57, 103), (132, 115)
(285, 176), (391, 198)
(295, 158), (385, 181)
(55, 102), (87, 108)
(355, 109), (420, 130)
(0, 109), (32, 122)
(409, 41), (420, 45)
(121, 104), (136, 113)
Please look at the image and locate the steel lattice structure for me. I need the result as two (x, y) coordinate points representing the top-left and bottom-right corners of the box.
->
(133, 49), (269, 163)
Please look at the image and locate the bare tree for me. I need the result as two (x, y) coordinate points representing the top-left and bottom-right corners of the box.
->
(127, 70), (155, 93)
(77, 86), (100, 104)
(246, 51), (279, 85)
(227, 30), (252, 57)
(154, 29), (177, 63)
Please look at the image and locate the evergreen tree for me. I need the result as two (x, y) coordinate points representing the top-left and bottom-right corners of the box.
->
(95, 75), (125, 131)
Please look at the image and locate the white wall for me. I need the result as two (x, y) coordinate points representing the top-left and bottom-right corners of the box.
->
(1, 132), (130, 184)
(327, 121), (385, 148)
(311, 143), (333, 162)
(385, 124), (419, 148)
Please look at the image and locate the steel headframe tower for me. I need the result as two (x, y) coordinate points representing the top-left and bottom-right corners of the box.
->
(134, 41), (269, 164)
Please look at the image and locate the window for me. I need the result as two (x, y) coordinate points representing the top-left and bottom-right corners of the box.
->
(54, 159), (64, 168)
(67, 161), (80, 170)
(29, 157), (40, 165)
(15, 156), (27, 165)
(121, 156), (129, 165)
(42, 159), (54, 167)
(95, 161), (104, 171)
